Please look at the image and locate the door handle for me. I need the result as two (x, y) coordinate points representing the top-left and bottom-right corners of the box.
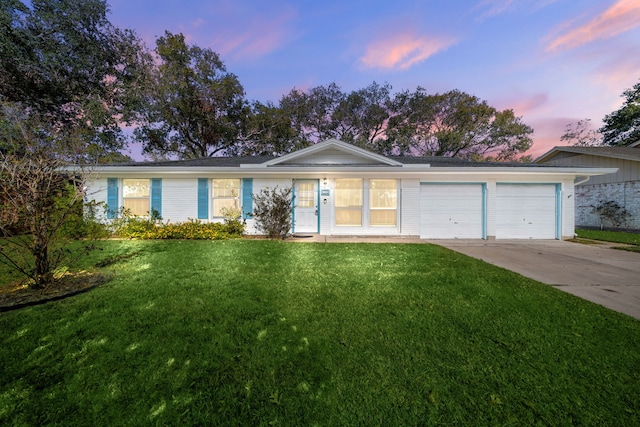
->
(315, 209), (318, 216)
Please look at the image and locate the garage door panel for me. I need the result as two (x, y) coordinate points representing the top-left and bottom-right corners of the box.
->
(420, 184), (484, 239)
(496, 184), (557, 239)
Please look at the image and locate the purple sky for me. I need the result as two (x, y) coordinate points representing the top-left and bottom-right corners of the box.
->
(108, 0), (640, 159)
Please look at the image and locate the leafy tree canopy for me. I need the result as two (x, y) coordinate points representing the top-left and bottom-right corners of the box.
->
(134, 32), (249, 159)
(600, 81), (640, 146)
(0, 0), (148, 162)
(246, 83), (533, 161)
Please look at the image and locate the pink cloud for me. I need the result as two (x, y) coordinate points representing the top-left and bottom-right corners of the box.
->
(476, 0), (514, 19)
(495, 92), (549, 116)
(208, 8), (297, 60)
(359, 32), (456, 70)
(546, 0), (640, 52)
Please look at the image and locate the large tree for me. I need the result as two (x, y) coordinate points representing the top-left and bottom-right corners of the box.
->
(388, 89), (533, 160)
(135, 32), (249, 159)
(0, 0), (148, 162)
(261, 84), (533, 160)
(600, 81), (640, 146)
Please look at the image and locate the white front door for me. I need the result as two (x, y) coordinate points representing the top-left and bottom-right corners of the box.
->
(293, 180), (319, 233)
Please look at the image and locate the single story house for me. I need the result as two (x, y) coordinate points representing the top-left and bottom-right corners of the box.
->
(536, 145), (640, 230)
(85, 139), (616, 240)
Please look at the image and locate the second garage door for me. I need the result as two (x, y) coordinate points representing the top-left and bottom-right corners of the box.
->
(496, 184), (558, 239)
(420, 184), (485, 239)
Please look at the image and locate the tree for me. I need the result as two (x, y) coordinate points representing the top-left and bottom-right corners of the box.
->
(388, 89), (533, 160)
(560, 118), (602, 146)
(0, 0), (149, 162)
(135, 32), (249, 159)
(600, 81), (640, 146)
(234, 101), (299, 156)
(0, 112), (98, 288)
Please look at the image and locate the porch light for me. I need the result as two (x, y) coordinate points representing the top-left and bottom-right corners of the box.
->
(323, 177), (328, 186)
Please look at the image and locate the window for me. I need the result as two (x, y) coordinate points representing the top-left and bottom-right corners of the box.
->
(122, 179), (150, 216)
(212, 179), (240, 217)
(335, 178), (362, 226)
(369, 179), (397, 226)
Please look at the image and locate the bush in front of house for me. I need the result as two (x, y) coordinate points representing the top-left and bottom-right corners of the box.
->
(111, 209), (245, 240)
(251, 186), (293, 239)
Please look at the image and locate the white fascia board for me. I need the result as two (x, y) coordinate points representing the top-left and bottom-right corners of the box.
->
(77, 165), (618, 179)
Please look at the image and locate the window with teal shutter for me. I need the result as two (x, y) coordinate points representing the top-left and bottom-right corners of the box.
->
(150, 178), (162, 218)
(242, 178), (253, 219)
(197, 178), (208, 219)
(106, 178), (118, 219)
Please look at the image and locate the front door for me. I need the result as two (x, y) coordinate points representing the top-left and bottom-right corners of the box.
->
(293, 180), (319, 233)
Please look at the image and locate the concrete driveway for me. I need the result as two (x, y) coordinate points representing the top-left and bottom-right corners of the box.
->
(434, 240), (640, 320)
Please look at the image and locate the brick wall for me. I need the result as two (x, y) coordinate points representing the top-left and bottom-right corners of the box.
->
(576, 180), (640, 229)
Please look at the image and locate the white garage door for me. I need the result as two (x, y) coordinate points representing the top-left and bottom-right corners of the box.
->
(420, 184), (485, 239)
(496, 184), (558, 239)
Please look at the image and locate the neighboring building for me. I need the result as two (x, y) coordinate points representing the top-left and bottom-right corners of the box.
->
(536, 146), (640, 230)
(84, 139), (616, 240)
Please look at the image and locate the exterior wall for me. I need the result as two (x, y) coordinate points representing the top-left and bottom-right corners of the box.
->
(542, 155), (640, 185)
(540, 153), (640, 230)
(85, 172), (579, 239)
(286, 149), (374, 165)
(400, 179), (420, 236)
(575, 181), (640, 229)
(86, 177), (108, 221)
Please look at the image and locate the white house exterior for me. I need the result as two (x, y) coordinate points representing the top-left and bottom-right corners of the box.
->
(85, 139), (617, 240)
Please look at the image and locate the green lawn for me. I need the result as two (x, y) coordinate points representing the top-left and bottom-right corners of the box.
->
(1, 240), (639, 426)
(576, 228), (640, 246)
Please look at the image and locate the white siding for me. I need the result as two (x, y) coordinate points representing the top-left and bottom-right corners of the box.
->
(284, 149), (375, 165)
(245, 178), (293, 234)
(86, 177), (109, 222)
(400, 179), (420, 236)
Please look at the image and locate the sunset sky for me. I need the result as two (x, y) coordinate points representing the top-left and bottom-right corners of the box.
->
(108, 0), (640, 158)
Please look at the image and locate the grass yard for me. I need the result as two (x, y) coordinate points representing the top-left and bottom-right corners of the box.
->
(1, 240), (639, 426)
(576, 228), (640, 246)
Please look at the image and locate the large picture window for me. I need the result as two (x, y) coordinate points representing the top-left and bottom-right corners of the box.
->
(213, 179), (240, 217)
(335, 178), (363, 226)
(369, 179), (397, 226)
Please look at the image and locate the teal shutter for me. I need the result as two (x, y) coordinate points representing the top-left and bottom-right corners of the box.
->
(197, 178), (209, 219)
(242, 178), (253, 219)
(151, 178), (162, 218)
(106, 178), (118, 219)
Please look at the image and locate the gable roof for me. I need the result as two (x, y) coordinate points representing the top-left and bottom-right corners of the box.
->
(262, 138), (404, 167)
(536, 146), (640, 163)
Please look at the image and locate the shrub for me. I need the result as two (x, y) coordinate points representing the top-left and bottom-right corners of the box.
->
(111, 214), (244, 240)
(593, 200), (631, 229)
(252, 186), (293, 239)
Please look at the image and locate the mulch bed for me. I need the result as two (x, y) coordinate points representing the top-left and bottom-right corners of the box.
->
(0, 272), (108, 312)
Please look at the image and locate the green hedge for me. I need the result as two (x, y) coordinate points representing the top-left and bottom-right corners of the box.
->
(114, 218), (244, 240)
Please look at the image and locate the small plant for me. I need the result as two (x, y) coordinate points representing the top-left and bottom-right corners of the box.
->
(592, 200), (631, 229)
(252, 186), (293, 239)
(219, 205), (245, 235)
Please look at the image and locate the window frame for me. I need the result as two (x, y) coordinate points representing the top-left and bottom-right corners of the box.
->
(369, 179), (398, 227)
(122, 178), (151, 217)
(334, 178), (364, 227)
(212, 178), (241, 218)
